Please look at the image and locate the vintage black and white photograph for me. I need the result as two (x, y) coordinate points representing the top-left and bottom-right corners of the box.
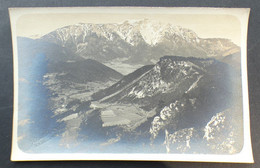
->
(9, 7), (253, 162)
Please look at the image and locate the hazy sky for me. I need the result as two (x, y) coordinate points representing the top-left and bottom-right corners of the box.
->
(16, 12), (241, 45)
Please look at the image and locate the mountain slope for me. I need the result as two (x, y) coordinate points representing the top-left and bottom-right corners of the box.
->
(49, 59), (123, 83)
(43, 58), (123, 115)
(92, 64), (154, 100)
(85, 55), (242, 154)
(17, 37), (125, 150)
(221, 52), (241, 70)
(93, 56), (233, 113)
(17, 37), (81, 64)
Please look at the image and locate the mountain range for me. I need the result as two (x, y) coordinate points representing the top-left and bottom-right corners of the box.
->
(17, 20), (243, 154)
(40, 19), (240, 66)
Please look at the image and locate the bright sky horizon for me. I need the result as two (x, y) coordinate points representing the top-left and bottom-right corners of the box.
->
(16, 12), (241, 46)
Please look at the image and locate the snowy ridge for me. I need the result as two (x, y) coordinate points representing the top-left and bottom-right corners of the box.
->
(41, 19), (240, 64)
(47, 20), (201, 47)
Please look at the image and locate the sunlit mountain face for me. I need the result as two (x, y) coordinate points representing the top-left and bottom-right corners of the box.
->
(41, 20), (240, 66)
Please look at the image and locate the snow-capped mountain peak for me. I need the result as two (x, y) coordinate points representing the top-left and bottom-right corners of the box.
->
(41, 19), (240, 64)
